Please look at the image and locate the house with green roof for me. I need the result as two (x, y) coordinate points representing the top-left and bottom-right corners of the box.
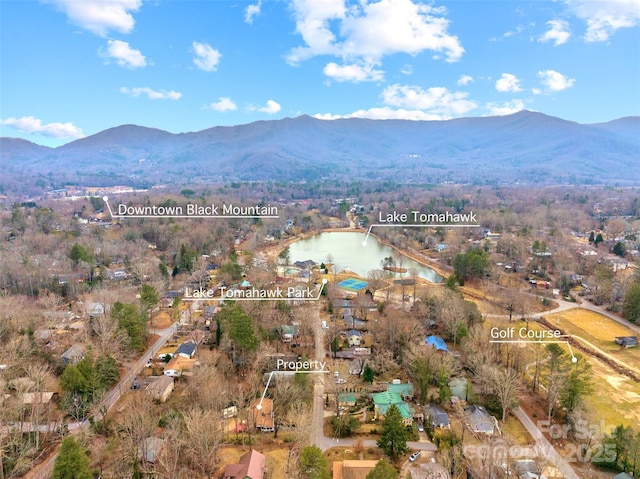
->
(279, 325), (298, 343)
(338, 393), (356, 407)
(387, 383), (414, 401)
(371, 391), (414, 426)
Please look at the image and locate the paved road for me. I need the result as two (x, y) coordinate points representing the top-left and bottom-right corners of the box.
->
(24, 323), (178, 479)
(309, 301), (436, 453)
(513, 407), (580, 479)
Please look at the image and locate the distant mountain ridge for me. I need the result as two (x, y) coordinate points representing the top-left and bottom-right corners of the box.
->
(1, 111), (639, 187)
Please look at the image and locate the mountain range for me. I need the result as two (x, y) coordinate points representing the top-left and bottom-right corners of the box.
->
(1, 111), (639, 189)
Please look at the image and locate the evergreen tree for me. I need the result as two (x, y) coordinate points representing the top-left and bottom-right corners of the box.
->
(594, 233), (604, 247)
(366, 460), (398, 479)
(140, 284), (159, 316)
(52, 436), (93, 479)
(560, 355), (594, 414)
(623, 281), (640, 324)
(363, 363), (375, 384)
(299, 445), (330, 479)
(377, 404), (409, 460)
(613, 241), (626, 257)
(112, 302), (146, 351)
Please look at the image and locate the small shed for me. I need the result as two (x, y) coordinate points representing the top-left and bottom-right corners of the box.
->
(146, 376), (175, 403)
(62, 344), (84, 365)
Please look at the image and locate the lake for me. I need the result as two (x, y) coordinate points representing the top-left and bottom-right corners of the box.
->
(287, 231), (442, 282)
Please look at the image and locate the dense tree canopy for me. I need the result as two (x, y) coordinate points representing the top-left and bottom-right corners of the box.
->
(453, 248), (489, 285)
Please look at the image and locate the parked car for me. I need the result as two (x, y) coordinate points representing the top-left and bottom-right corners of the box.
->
(233, 423), (248, 433)
(131, 381), (140, 390)
(409, 451), (421, 462)
(417, 423), (424, 432)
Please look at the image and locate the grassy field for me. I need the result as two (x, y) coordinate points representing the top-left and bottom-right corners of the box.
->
(582, 355), (640, 428)
(482, 317), (640, 429)
(546, 309), (640, 372)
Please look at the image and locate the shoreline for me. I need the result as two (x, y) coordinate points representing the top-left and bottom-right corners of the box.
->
(270, 227), (451, 283)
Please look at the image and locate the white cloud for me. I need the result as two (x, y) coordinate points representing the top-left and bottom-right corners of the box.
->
(204, 97), (237, 112)
(495, 73), (523, 92)
(490, 24), (525, 42)
(288, 0), (464, 82)
(0, 116), (85, 139)
(192, 41), (222, 72)
(119, 87), (182, 100)
(400, 64), (413, 75)
(314, 107), (444, 121)
(566, 0), (640, 42)
(323, 62), (384, 82)
(382, 84), (477, 116)
(485, 99), (526, 116)
(457, 74), (473, 86)
(251, 100), (282, 114)
(315, 82), (478, 121)
(539, 19), (571, 45)
(101, 39), (146, 68)
(245, 0), (262, 24)
(538, 70), (575, 91)
(44, 0), (141, 37)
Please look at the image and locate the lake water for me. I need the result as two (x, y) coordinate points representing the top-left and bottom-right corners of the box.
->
(288, 231), (442, 282)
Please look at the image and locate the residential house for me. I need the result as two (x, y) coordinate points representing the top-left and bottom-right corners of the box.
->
(61, 344), (84, 365)
(22, 392), (56, 405)
(146, 376), (174, 403)
(139, 437), (164, 464)
(280, 325), (298, 343)
(612, 473), (634, 479)
(332, 460), (378, 479)
(163, 356), (196, 377)
(338, 393), (356, 408)
(85, 302), (105, 318)
(223, 449), (266, 479)
(426, 404), (450, 429)
(251, 398), (274, 432)
(465, 405), (496, 436)
(449, 378), (469, 401)
(294, 260), (316, 270)
(387, 382), (414, 401)
(513, 459), (548, 479)
(346, 329), (362, 347)
(174, 341), (197, 359)
(615, 336), (638, 348)
(425, 335), (448, 352)
(371, 391), (413, 426)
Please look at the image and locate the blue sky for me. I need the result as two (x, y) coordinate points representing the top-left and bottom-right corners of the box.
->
(1, 0), (639, 147)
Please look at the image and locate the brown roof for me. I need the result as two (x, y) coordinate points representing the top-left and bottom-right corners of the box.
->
(332, 460), (379, 479)
(163, 355), (196, 373)
(250, 398), (274, 429)
(224, 449), (266, 479)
